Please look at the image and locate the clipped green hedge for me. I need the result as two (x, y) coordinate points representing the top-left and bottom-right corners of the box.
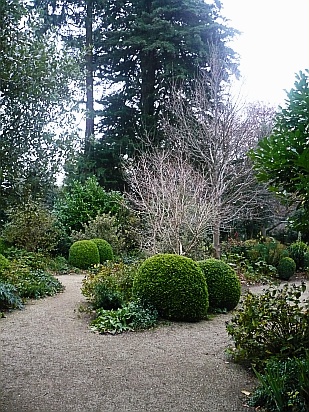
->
(68, 240), (100, 269)
(277, 257), (296, 280)
(91, 238), (114, 262)
(198, 258), (241, 311)
(133, 253), (209, 321)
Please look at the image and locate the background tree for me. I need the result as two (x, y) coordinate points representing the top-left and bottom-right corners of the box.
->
(249, 70), (309, 234)
(0, 0), (80, 218)
(161, 53), (276, 257)
(92, 0), (238, 190)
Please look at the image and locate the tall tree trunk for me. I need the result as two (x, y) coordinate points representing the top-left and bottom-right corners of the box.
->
(85, 0), (94, 155)
(140, 50), (156, 137)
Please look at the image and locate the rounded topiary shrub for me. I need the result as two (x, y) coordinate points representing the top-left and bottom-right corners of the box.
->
(198, 258), (241, 311)
(132, 254), (209, 322)
(277, 257), (296, 280)
(91, 238), (114, 262)
(68, 240), (100, 269)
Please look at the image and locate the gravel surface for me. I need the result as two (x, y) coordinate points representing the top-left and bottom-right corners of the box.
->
(3, 273), (299, 412)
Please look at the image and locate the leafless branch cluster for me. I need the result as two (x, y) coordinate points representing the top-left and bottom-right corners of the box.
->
(125, 149), (214, 256)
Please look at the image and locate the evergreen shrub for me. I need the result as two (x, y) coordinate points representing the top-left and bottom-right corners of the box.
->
(132, 253), (209, 321)
(68, 240), (100, 269)
(198, 258), (241, 311)
(288, 241), (308, 270)
(277, 257), (296, 280)
(91, 238), (114, 262)
(0, 254), (10, 275)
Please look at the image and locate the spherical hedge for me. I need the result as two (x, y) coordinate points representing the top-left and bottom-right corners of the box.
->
(68, 240), (100, 269)
(132, 254), (209, 322)
(91, 238), (114, 262)
(198, 259), (241, 311)
(277, 257), (296, 280)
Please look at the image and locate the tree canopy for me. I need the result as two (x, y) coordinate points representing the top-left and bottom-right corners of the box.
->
(249, 69), (309, 231)
(0, 0), (80, 214)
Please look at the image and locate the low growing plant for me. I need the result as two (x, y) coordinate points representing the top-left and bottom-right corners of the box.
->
(249, 355), (309, 412)
(0, 281), (23, 310)
(226, 282), (309, 369)
(90, 301), (158, 334)
(288, 241), (308, 270)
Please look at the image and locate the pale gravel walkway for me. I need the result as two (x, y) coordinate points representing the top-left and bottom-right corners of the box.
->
(1, 274), (264, 412)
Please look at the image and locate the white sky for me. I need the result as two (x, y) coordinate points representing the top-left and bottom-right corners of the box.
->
(221, 0), (309, 107)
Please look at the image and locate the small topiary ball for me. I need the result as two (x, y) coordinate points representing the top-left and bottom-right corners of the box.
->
(132, 254), (209, 322)
(91, 238), (114, 262)
(68, 240), (100, 269)
(198, 258), (241, 311)
(277, 257), (296, 280)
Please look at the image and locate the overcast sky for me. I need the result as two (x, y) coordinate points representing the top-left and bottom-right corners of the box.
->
(221, 0), (309, 107)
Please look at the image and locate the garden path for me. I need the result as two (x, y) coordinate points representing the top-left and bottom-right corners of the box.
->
(0, 273), (291, 412)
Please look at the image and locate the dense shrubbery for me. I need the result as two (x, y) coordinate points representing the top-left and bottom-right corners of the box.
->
(226, 282), (309, 369)
(2, 200), (62, 253)
(0, 250), (64, 311)
(133, 254), (209, 321)
(54, 177), (123, 233)
(198, 258), (241, 311)
(68, 240), (100, 269)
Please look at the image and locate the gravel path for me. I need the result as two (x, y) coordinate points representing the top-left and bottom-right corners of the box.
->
(1, 274), (262, 412)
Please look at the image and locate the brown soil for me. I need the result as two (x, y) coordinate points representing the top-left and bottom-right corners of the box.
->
(0, 274), (268, 412)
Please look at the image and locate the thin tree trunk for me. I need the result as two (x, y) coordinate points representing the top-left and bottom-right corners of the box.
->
(213, 221), (221, 259)
(85, 0), (94, 155)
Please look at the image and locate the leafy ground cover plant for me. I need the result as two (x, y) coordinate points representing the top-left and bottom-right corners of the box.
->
(0, 281), (23, 311)
(249, 355), (309, 412)
(226, 282), (309, 369)
(90, 301), (158, 334)
(15, 269), (64, 299)
(288, 241), (308, 270)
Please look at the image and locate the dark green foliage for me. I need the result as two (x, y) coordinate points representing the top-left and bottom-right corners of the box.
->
(54, 177), (123, 233)
(0, 0), (79, 209)
(90, 301), (158, 334)
(277, 257), (296, 280)
(91, 238), (113, 262)
(15, 269), (64, 299)
(133, 254), (209, 321)
(2, 200), (61, 253)
(304, 252), (309, 270)
(198, 259), (241, 311)
(0, 281), (23, 310)
(68, 240), (100, 269)
(0, 254), (10, 273)
(246, 238), (287, 267)
(288, 241), (308, 270)
(88, 277), (123, 310)
(249, 355), (309, 412)
(226, 283), (309, 369)
(81, 261), (139, 307)
(249, 70), (309, 232)
(2, 248), (48, 271)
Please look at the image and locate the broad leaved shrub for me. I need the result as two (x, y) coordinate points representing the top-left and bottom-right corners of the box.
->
(226, 282), (309, 369)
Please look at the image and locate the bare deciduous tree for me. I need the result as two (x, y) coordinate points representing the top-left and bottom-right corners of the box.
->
(124, 149), (215, 257)
(161, 55), (276, 257)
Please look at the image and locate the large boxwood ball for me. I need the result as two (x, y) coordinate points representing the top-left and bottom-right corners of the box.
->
(198, 259), (241, 311)
(91, 238), (114, 262)
(132, 253), (209, 321)
(68, 240), (100, 269)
